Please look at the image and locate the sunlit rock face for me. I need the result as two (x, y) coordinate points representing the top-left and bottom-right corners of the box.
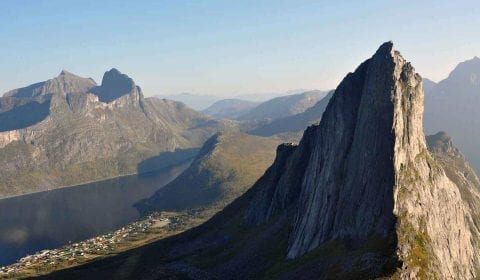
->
(246, 42), (480, 279)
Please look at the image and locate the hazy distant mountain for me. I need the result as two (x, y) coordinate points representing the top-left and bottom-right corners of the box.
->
(43, 43), (480, 280)
(422, 77), (437, 93)
(0, 70), (225, 198)
(201, 99), (259, 119)
(138, 131), (281, 214)
(154, 93), (221, 110)
(155, 90), (317, 112)
(424, 56), (480, 172)
(250, 91), (333, 136)
(238, 90), (328, 121)
(234, 89), (312, 102)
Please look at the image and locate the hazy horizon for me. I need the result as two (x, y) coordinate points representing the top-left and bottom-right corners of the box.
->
(1, 1), (479, 97)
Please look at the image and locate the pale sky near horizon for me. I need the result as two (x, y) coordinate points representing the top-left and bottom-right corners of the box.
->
(1, 0), (479, 97)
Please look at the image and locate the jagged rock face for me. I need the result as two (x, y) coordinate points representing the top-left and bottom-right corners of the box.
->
(427, 132), (480, 259)
(247, 42), (480, 278)
(288, 44), (399, 259)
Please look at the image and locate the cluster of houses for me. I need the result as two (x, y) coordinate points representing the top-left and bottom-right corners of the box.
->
(0, 212), (177, 278)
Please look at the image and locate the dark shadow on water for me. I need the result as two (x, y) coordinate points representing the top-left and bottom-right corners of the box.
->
(136, 148), (199, 175)
(0, 161), (191, 266)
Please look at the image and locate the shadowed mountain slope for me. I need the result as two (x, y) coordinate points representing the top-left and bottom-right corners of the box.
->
(138, 131), (282, 214)
(0, 70), (225, 198)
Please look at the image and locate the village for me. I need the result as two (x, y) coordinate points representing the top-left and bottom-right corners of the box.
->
(0, 211), (192, 279)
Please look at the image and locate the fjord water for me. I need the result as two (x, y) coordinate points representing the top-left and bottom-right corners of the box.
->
(0, 161), (189, 266)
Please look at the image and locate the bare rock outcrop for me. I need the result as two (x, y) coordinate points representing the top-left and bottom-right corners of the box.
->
(247, 42), (480, 278)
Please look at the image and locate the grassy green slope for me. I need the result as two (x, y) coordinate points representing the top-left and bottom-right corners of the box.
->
(138, 131), (282, 214)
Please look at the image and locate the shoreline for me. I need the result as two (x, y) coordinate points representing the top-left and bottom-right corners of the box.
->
(0, 159), (193, 201)
(0, 210), (207, 279)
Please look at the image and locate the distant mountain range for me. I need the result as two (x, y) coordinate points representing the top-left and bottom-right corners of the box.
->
(237, 90), (328, 121)
(250, 91), (333, 136)
(202, 90), (328, 121)
(424, 56), (480, 172)
(156, 89), (317, 111)
(154, 93), (221, 111)
(201, 99), (260, 119)
(0, 69), (226, 198)
(40, 43), (480, 280)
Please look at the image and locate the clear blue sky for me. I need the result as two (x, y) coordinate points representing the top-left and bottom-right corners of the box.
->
(1, 0), (479, 96)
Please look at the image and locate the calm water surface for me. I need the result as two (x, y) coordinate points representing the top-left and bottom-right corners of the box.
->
(0, 162), (189, 266)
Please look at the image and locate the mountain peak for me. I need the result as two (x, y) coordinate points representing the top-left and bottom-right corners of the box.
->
(444, 56), (480, 86)
(245, 42), (478, 278)
(375, 40), (394, 55)
(101, 68), (132, 84)
(91, 68), (142, 103)
(58, 69), (72, 76)
(426, 131), (456, 155)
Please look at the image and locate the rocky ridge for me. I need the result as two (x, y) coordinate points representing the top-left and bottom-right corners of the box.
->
(0, 69), (224, 198)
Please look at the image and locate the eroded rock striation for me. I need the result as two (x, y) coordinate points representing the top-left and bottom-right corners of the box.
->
(240, 42), (480, 278)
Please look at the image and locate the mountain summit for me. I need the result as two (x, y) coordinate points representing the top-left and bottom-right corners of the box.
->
(443, 56), (480, 86)
(38, 43), (480, 279)
(242, 41), (480, 278)
(0, 70), (224, 198)
(91, 68), (142, 103)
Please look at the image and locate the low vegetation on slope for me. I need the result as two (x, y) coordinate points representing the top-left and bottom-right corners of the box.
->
(138, 131), (283, 214)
